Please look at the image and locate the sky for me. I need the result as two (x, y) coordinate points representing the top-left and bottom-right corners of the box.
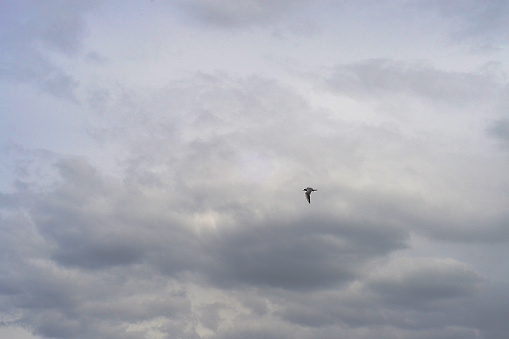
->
(1, 1), (509, 338)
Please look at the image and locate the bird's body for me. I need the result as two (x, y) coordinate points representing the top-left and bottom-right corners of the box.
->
(303, 187), (317, 203)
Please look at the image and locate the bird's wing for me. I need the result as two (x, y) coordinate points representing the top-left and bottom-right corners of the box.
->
(305, 191), (311, 203)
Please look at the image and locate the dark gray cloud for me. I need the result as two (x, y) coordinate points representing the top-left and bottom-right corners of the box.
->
(203, 215), (407, 290)
(260, 258), (483, 338)
(18, 154), (407, 289)
(467, 283), (509, 339)
(0, 217), (198, 338)
(365, 257), (481, 309)
(0, 152), (406, 337)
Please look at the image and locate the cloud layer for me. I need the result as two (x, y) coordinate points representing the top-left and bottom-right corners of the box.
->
(2, 1), (509, 339)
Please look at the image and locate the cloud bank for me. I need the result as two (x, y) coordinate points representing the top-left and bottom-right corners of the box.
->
(1, 1), (509, 339)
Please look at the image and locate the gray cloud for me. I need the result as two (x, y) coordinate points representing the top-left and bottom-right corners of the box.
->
(488, 119), (509, 150)
(20, 154), (407, 289)
(204, 215), (407, 290)
(0, 1), (98, 101)
(365, 257), (481, 309)
(323, 59), (501, 106)
(416, 0), (509, 51)
(264, 258), (483, 338)
(175, 0), (309, 28)
(2, 1), (98, 55)
(467, 283), (509, 339)
(2, 2), (509, 337)
(176, 0), (509, 49)
(2, 153), (388, 337)
(1, 63), (508, 338)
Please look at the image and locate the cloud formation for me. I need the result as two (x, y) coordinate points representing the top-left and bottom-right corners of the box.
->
(176, 0), (308, 28)
(0, 1), (98, 101)
(2, 1), (509, 339)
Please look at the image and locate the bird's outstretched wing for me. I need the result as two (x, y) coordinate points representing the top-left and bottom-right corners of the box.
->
(305, 191), (311, 203)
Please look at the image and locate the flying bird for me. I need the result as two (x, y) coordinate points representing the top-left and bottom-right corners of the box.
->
(303, 187), (317, 204)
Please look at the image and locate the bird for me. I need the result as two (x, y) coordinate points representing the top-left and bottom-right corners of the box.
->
(303, 187), (317, 204)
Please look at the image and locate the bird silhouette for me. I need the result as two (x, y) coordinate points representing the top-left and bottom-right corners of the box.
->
(303, 187), (317, 204)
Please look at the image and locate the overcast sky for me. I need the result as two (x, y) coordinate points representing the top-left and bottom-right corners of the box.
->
(1, 1), (509, 338)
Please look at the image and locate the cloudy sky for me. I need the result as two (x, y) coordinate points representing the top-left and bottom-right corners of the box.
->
(1, 1), (509, 338)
